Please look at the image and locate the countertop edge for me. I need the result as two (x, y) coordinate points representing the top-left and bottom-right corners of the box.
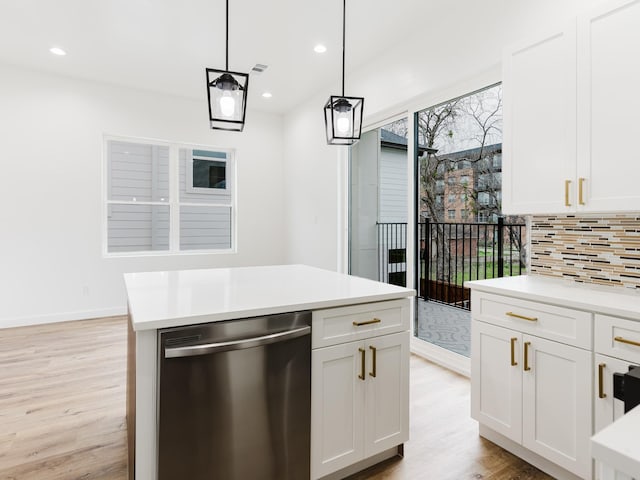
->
(466, 277), (640, 321)
(591, 406), (640, 478)
(130, 290), (415, 332)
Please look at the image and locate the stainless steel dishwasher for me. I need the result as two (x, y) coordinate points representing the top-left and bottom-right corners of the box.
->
(157, 311), (311, 480)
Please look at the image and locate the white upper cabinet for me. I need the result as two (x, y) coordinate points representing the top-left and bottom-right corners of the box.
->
(576, 0), (640, 212)
(503, 0), (640, 214)
(502, 23), (577, 215)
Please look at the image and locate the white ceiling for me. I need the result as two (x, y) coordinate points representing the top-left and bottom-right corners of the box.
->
(0, 0), (442, 115)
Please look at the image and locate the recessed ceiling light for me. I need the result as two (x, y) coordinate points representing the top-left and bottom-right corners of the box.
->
(314, 44), (327, 54)
(49, 47), (67, 56)
(262, 92), (273, 98)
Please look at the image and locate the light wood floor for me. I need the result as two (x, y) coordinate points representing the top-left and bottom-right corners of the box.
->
(0, 316), (552, 480)
(346, 356), (553, 480)
(0, 316), (128, 479)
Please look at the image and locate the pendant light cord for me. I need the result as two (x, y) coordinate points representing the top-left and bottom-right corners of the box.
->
(341, 0), (346, 97)
(225, 0), (229, 70)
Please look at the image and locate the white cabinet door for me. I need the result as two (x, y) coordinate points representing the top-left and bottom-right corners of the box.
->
(577, 0), (640, 212)
(311, 341), (365, 479)
(502, 23), (577, 215)
(593, 354), (636, 480)
(471, 321), (522, 443)
(522, 335), (592, 479)
(594, 354), (633, 434)
(364, 332), (409, 457)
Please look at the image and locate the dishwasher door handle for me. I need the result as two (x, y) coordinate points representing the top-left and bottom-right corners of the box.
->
(165, 326), (311, 358)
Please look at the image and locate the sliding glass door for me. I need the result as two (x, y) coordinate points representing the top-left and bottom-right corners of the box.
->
(413, 83), (526, 359)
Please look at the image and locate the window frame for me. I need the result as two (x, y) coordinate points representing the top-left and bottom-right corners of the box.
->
(102, 135), (237, 257)
(186, 152), (230, 195)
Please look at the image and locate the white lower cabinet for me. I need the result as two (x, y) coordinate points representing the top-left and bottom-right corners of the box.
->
(522, 335), (592, 477)
(472, 320), (592, 479)
(471, 321), (523, 442)
(593, 313), (640, 480)
(311, 331), (409, 479)
(594, 355), (633, 434)
(593, 355), (635, 480)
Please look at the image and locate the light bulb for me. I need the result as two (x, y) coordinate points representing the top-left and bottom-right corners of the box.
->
(336, 115), (351, 134)
(219, 91), (236, 117)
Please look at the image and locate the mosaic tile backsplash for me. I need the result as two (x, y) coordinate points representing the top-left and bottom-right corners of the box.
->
(530, 214), (640, 290)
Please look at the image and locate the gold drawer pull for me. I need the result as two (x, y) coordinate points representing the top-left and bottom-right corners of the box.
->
(369, 346), (377, 378)
(353, 318), (382, 327)
(614, 336), (640, 348)
(358, 348), (366, 380)
(598, 363), (606, 399)
(524, 341), (532, 371)
(579, 177), (586, 205)
(510, 337), (518, 367)
(506, 312), (538, 322)
(565, 180), (571, 207)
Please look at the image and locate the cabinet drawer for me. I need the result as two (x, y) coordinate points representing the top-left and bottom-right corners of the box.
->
(472, 291), (592, 349)
(312, 299), (410, 349)
(595, 314), (640, 364)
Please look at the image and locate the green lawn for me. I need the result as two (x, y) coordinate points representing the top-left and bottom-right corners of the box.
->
(420, 259), (525, 284)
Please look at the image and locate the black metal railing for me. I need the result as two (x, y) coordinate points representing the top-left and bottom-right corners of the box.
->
(377, 222), (408, 288)
(377, 218), (526, 310)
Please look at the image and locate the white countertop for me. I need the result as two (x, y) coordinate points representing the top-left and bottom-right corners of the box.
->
(466, 275), (640, 321)
(124, 264), (415, 331)
(592, 405), (640, 478)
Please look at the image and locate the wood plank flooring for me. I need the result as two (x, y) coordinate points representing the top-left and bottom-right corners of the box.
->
(0, 316), (552, 480)
(346, 356), (553, 480)
(0, 317), (128, 479)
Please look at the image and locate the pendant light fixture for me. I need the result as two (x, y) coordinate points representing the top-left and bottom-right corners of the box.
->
(323, 0), (364, 145)
(206, 0), (249, 131)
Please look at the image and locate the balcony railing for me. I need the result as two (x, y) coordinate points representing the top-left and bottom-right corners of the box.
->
(377, 218), (527, 310)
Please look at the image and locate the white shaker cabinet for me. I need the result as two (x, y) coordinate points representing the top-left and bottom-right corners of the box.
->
(311, 301), (410, 480)
(502, 23), (577, 215)
(471, 321), (523, 442)
(522, 335), (592, 477)
(503, 0), (640, 215)
(471, 291), (593, 479)
(576, 0), (640, 212)
(311, 341), (365, 477)
(364, 332), (410, 457)
(593, 314), (640, 480)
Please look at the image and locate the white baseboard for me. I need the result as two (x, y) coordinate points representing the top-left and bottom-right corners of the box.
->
(0, 307), (127, 329)
(410, 336), (471, 377)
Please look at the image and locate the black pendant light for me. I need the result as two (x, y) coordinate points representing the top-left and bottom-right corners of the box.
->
(206, 0), (249, 131)
(324, 0), (364, 145)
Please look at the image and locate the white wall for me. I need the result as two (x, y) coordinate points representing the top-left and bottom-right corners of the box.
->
(282, 97), (342, 271)
(283, 0), (593, 273)
(0, 63), (286, 327)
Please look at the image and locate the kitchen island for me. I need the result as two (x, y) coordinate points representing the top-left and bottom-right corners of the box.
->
(125, 264), (415, 480)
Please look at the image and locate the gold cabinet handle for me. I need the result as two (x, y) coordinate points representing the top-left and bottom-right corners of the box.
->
(506, 312), (538, 322)
(565, 180), (571, 207)
(579, 177), (586, 205)
(614, 336), (640, 348)
(510, 337), (518, 366)
(358, 348), (366, 380)
(369, 346), (377, 378)
(598, 363), (607, 399)
(353, 318), (382, 327)
(524, 341), (531, 371)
